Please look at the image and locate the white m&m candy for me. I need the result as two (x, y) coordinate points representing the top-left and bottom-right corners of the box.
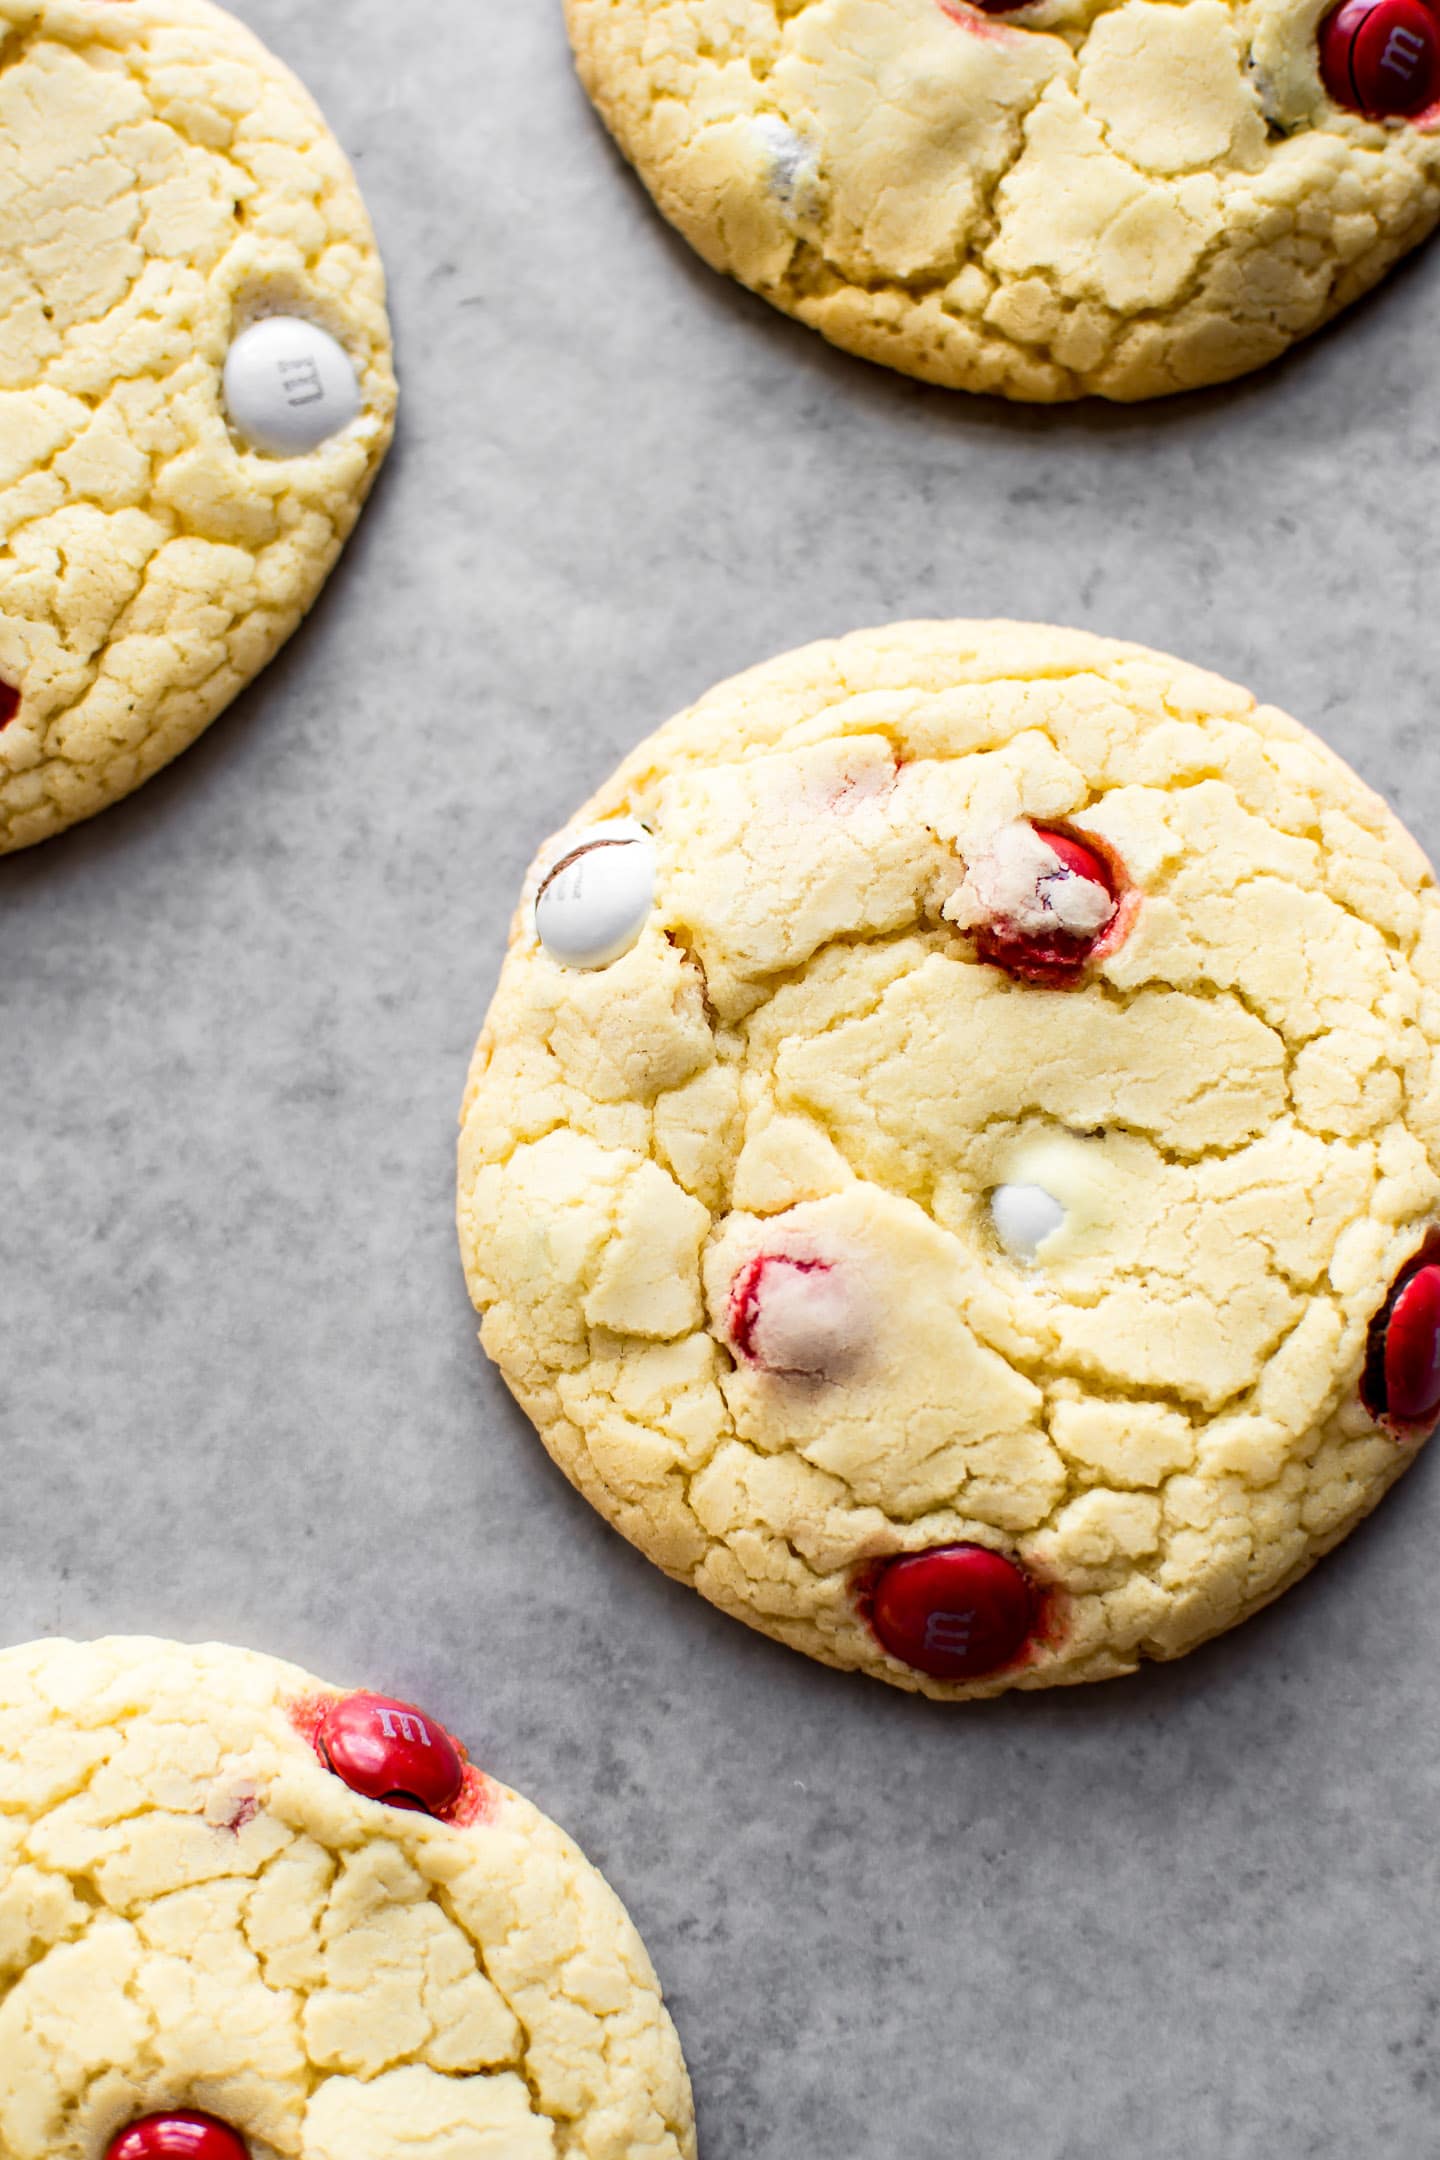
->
(990, 1182), (1067, 1266)
(223, 316), (361, 456)
(534, 819), (656, 970)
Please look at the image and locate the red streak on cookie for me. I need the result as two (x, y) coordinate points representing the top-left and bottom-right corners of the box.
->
(448, 1761), (494, 1828)
(974, 825), (1123, 987)
(1320, 0), (1440, 116)
(286, 1691), (332, 1752)
(825, 748), (900, 814)
(106, 2114), (250, 2160)
(0, 683), (18, 731)
(217, 1792), (258, 1834)
(863, 1544), (1042, 1680)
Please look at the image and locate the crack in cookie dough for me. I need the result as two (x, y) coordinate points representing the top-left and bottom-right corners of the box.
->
(0, 0), (396, 853)
(458, 622), (1440, 1698)
(565, 0), (1440, 399)
(0, 1638), (696, 2158)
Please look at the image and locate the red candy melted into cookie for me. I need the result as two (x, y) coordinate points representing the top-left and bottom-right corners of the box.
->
(106, 2114), (249, 2160)
(866, 1545), (1040, 1680)
(728, 1253), (858, 1378)
(947, 823), (1121, 985)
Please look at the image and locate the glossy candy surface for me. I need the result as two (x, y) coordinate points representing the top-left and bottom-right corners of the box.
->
(106, 2115), (249, 2160)
(317, 1692), (466, 1816)
(868, 1544), (1038, 1680)
(534, 820), (656, 970)
(1382, 1263), (1440, 1425)
(223, 316), (361, 457)
(1319, 0), (1440, 116)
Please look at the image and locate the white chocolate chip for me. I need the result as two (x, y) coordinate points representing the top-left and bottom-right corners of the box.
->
(945, 822), (1114, 939)
(224, 316), (362, 456)
(990, 1182), (1067, 1265)
(534, 819), (656, 970)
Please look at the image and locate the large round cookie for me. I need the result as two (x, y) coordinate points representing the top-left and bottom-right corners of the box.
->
(0, 1637), (695, 2158)
(566, 0), (1440, 400)
(0, 0), (395, 853)
(460, 622), (1440, 1699)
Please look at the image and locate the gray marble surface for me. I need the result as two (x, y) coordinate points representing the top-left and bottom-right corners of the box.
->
(5, 3), (1440, 2154)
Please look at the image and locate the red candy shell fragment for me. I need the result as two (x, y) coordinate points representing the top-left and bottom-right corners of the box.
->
(1383, 1263), (1440, 1426)
(1320, 0), (1440, 116)
(317, 1691), (466, 1817)
(106, 2115), (250, 2160)
(868, 1544), (1038, 1680)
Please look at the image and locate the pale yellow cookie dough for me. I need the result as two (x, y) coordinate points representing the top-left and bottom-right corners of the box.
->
(566, 0), (1440, 399)
(459, 621), (1440, 1698)
(0, 1637), (695, 2158)
(0, 0), (395, 853)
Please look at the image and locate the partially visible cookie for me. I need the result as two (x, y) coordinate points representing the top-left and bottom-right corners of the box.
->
(566, 0), (1440, 400)
(0, 1637), (695, 2159)
(460, 621), (1440, 1698)
(0, 0), (396, 853)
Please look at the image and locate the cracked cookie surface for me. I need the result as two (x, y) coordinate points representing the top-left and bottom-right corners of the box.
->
(459, 621), (1440, 1698)
(0, 1637), (695, 2158)
(0, 0), (395, 854)
(565, 0), (1440, 399)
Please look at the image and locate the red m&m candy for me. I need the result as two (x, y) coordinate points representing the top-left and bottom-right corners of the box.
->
(1320, 0), (1440, 117)
(106, 2114), (249, 2160)
(868, 1545), (1038, 1680)
(0, 683), (17, 731)
(1378, 1262), (1440, 1426)
(972, 825), (1118, 986)
(317, 1692), (466, 1817)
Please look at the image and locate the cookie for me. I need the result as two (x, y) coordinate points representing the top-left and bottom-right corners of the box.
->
(0, 1637), (695, 2157)
(565, 0), (1440, 401)
(0, 0), (395, 854)
(459, 621), (1440, 1699)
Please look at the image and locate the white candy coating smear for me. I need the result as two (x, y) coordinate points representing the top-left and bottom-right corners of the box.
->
(223, 316), (362, 456)
(535, 819), (656, 970)
(744, 1259), (856, 1377)
(752, 114), (822, 221)
(945, 822), (1114, 939)
(990, 1182), (1067, 1265)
